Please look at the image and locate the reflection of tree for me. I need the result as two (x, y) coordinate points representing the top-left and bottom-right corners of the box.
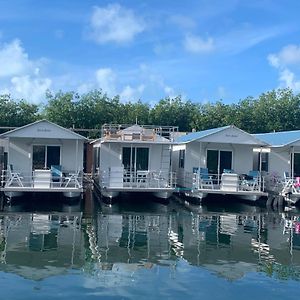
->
(259, 262), (300, 281)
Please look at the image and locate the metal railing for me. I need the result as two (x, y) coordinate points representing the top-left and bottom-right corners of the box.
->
(98, 169), (177, 189)
(178, 171), (266, 192)
(101, 124), (178, 141)
(1, 169), (83, 189)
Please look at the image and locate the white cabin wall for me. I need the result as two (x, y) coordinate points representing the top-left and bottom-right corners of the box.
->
(100, 143), (122, 172)
(8, 138), (31, 174)
(149, 144), (170, 172)
(8, 137), (84, 174)
(268, 147), (290, 177)
(184, 142), (206, 174)
(149, 145), (161, 170)
(231, 145), (254, 174)
(61, 140), (84, 172)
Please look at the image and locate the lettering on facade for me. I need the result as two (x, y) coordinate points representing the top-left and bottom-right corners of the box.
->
(225, 134), (238, 138)
(37, 128), (51, 132)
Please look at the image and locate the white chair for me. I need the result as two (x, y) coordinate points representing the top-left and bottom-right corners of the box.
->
(64, 171), (81, 188)
(5, 165), (23, 187)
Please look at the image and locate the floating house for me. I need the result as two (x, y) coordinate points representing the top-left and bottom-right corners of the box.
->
(0, 120), (87, 199)
(254, 129), (300, 204)
(173, 125), (269, 202)
(92, 124), (178, 200)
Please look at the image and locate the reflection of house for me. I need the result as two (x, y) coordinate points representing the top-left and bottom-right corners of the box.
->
(0, 212), (84, 280)
(168, 211), (300, 280)
(92, 124), (178, 200)
(173, 125), (268, 202)
(89, 213), (172, 265)
(0, 120), (87, 199)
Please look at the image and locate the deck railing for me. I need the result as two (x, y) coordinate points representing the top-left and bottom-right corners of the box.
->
(99, 169), (177, 189)
(1, 169), (83, 189)
(179, 171), (266, 193)
(101, 124), (179, 141)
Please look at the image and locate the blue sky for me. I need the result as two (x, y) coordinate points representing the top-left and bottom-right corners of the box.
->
(0, 0), (300, 104)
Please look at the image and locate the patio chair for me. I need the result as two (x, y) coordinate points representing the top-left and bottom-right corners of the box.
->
(64, 170), (81, 188)
(5, 164), (23, 187)
(243, 170), (260, 191)
(199, 167), (214, 189)
(51, 165), (62, 183)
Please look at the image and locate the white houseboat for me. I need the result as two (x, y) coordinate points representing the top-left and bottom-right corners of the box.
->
(0, 120), (87, 199)
(92, 124), (178, 200)
(173, 125), (269, 202)
(254, 129), (300, 205)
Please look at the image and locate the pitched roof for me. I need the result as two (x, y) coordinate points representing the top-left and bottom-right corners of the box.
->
(0, 119), (87, 140)
(175, 126), (230, 143)
(254, 130), (300, 147)
(175, 125), (268, 146)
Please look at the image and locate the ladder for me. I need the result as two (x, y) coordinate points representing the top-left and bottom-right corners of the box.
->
(160, 145), (171, 172)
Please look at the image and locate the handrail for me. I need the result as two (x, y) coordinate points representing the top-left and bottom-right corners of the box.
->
(1, 169), (83, 189)
(99, 169), (177, 189)
(101, 124), (178, 141)
(179, 171), (266, 192)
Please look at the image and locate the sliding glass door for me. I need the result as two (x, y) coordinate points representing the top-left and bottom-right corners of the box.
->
(32, 145), (60, 170)
(207, 149), (232, 176)
(122, 147), (149, 172)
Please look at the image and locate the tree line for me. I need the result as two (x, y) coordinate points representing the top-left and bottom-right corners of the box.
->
(1, 88), (300, 137)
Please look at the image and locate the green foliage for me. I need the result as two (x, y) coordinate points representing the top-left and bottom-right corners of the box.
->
(0, 88), (300, 135)
(149, 96), (199, 131)
(0, 94), (39, 128)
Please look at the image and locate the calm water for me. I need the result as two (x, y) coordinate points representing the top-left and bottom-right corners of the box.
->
(0, 190), (300, 299)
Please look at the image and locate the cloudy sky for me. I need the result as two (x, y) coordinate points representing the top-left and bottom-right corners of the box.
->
(0, 0), (300, 104)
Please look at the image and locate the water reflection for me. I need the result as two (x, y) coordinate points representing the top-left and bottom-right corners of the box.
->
(0, 193), (300, 291)
(0, 212), (83, 281)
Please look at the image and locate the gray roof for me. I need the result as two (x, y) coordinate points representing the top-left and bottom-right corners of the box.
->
(0, 119), (87, 140)
(254, 130), (300, 147)
(175, 126), (231, 143)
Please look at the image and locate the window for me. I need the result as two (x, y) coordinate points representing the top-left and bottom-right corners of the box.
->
(32, 145), (60, 170)
(260, 153), (269, 172)
(294, 153), (300, 177)
(122, 147), (149, 171)
(207, 150), (232, 175)
(253, 152), (269, 172)
(179, 149), (185, 168)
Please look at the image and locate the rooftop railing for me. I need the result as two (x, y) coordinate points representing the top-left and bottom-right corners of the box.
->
(101, 124), (179, 141)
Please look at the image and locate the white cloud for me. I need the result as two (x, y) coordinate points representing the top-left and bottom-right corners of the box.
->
(95, 68), (117, 96)
(10, 75), (52, 103)
(268, 54), (279, 68)
(88, 4), (145, 44)
(268, 44), (300, 92)
(75, 64), (179, 103)
(218, 24), (291, 55)
(0, 39), (33, 77)
(278, 68), (300, 92)
(0, 39), (52, 103)
(268, 44), (300, 67)
(120, 84), (145, 102)
(184, 34), (214, 53)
